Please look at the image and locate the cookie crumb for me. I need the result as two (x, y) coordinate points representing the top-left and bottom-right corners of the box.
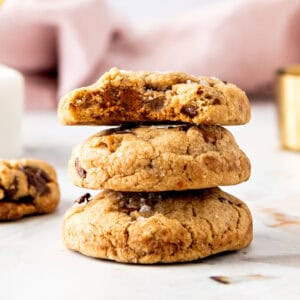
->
(210, 276), (231, 284)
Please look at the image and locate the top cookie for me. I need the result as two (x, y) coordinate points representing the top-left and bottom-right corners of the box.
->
(58, 68), (250, 126)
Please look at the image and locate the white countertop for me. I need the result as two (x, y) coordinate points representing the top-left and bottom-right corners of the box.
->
(1, 100), (300, 300)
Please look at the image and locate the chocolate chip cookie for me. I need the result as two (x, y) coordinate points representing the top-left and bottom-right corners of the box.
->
(63, 188), (253, 264)
(58, 68), (250, 126)
(69, 125), (250, 191)
(0, 159), (60, 220)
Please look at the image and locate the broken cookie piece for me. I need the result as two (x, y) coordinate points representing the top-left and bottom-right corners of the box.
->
(58, 68), (250, 126)
(0, 159), (60, 220)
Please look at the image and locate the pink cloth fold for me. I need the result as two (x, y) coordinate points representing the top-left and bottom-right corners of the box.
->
(1, 0), (300, 110)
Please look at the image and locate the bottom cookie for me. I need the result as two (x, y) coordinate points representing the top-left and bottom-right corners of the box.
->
(63, 188), (252, 264)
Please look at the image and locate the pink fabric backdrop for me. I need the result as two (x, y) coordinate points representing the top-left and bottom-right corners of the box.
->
(0, 0), (300, 110)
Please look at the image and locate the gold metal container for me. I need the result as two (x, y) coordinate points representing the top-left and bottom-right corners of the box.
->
(277, 65), (300, 151)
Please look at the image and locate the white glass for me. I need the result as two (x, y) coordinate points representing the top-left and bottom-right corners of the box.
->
(0, 65), (24, 158)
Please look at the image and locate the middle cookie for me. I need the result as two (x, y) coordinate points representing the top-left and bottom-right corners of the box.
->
(69, 125), (250, 192)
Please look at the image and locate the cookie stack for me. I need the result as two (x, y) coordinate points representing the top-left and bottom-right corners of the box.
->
(59, 68), (253, 264)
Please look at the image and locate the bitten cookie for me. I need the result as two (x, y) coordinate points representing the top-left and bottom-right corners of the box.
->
(58, 68), (250, 126)
(0, 159), (60, 220)
(63, 188), (253, 264)
(69, 125), (250, 192)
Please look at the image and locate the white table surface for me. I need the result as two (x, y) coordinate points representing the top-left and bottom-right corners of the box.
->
(1, 100), (300, 300)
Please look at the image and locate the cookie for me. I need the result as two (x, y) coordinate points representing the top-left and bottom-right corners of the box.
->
(63, 188), (253, 264)
(69, 125), (250, 191)
(0, 159), (60, 220)
(58, 68), (250, 126)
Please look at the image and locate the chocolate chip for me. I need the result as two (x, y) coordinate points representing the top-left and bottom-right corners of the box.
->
(222, 80), (228, 85)
(74, 193), (91, 204)
(75, 158), (87, 178)
(218, 197), (227, 202)
(218, 196), (235, 205)
(180, 105), (198, 118)
(212, 98), (221, 105)
(16, 196), (34, 204)
(20, 166), (51, 196)
(0, 194), (34, 204)
(119, 192), (160, 214)
(6, 177), (19, 198)
(197, 88), (203, 95)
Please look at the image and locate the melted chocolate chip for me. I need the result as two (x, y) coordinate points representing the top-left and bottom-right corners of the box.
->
(180, 105), (198, 118)
(74, 193), (91, 204)
(20, 166), (51, 196)
(0, 195), (34, 204)
(15, 196), (34, 204)
(102, 87), (142, 111)
(6, 177), (19, 198)
(75, 158), (87, 178)
(143, 96), (165, 111)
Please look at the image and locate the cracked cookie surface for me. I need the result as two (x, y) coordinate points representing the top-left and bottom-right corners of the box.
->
(63, 188), (253, 264)
(69, 125), (251, 191)
(0, 159), (60, 220)
(58, 68), (250, 126)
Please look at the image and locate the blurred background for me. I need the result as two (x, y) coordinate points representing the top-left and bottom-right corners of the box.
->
(109, 0), (222, 26)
